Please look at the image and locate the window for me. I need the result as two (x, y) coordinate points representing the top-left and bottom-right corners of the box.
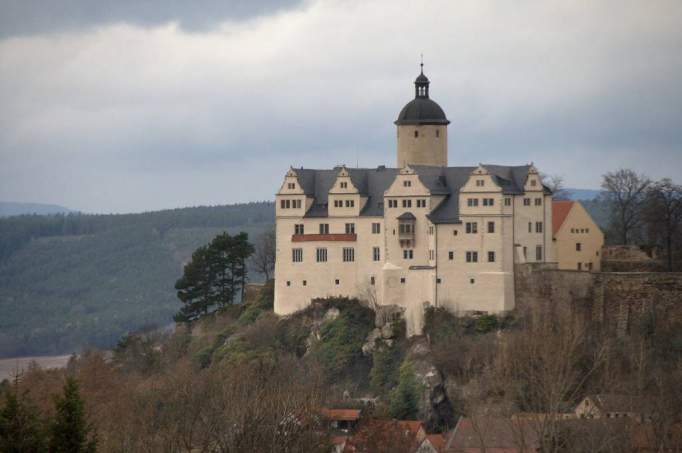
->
(403, 180), (412, 187)
(536, 245), (543, 261)
(345, 223), (355, 234)
(466, 222), (478, 234)
(534, 198), (542, 206)
(294, 224), (304, 235)
(400, 277), (406, 284)
(319, 223), (329, 234)
(587, 262), (593, 271)
(523, 246), (527, 259)
(293, 199), (302, 209)
(345, 199), (354, 208)
(399, 239), (412, 248)
(429, 249), (435, 260)
(402, 199), (412, 208)
(488, 251), (496, 262)
(334, 200), (342, 207)
(417, 199), (427, 208)
(316, 248), (327, 262)
(536, 221), (543, 233)
(335, 279), (340, 285)
(414, 130), (419, 138)
(372, 223), (381, 234)
(483, 198), (494, 206)
(530, 179), (537, 186)
(373, 247), (380, 261)
(528, 222), (532, 233)
(448, 251), (454, 260)
(428, 226), (434, 235)
(576, 243), (582, 251)
(403, 249), (414, 259)
(470, 278), (475, 284)
(467, 198), (479, 207)
(388, 199), (397, 208)
(436, 129), (440, 138)
(340, 182), (347, 189)
(292, 248), (303, 262)
(577, 263), (582, 271)
(523, 198), (531, 206)
(280, 199), (291, 209)
(436, 278), (442, 284)
(286, 281), (291, 287)
(370, 276), (375, 285)
(476, 179), (485, 187)
(287, 183), (295, 189)
(342, 247), (355, 262)
(504, 197), (511, 206)
(487, 221), (495, 233)
(303, 280), (307, 286)
(399, 223), (413, 234)
(453, 229), (458, 236)
(466, 251), (479, 263)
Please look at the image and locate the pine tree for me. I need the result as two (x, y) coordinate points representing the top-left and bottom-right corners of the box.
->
(388, 360), (421, 420)
(0, 383), (47, 453)
(174, 246), (214, 322)
(49, 377), (96, 453)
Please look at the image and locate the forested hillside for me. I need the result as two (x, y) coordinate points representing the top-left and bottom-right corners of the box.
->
(0, 202), (274, 358)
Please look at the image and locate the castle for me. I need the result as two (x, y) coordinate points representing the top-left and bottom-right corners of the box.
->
(273, 66), (557, 335)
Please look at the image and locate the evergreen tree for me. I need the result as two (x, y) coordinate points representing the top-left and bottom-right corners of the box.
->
(49, 377), (96, 453)
(388, 360), (421, 420)
(174, 246), (214, 322)
(0, 383), (47, 453)
(174, 232), (255, 322)
(370, 345), (402, 395)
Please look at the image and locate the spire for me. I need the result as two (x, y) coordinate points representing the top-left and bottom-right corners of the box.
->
(414, 57), (430, 98)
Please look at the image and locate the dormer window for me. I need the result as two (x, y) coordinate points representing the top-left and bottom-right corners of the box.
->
(288, 183), (295, 189)
(476, 179), (485, 187)
(530, 179), (537, 187)
(403, 180), (412, 187)
(340, 182), (348, 189)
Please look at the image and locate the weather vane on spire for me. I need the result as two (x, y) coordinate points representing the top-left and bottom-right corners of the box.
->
(420, 53), (424, 73)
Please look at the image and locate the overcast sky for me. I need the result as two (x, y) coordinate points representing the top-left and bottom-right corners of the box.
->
(1, 0), (681, 213)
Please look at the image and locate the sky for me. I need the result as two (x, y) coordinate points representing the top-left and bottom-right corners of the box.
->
(1, 0), (681, 214)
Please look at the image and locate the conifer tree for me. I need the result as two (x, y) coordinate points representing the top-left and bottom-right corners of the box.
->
(0, 382), (47, 453)
(174, 246), (214, 322)
(49, 377), (96, 453)
(388, 360), (421, 420)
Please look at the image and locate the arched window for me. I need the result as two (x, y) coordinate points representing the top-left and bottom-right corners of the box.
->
(414, 130), (419, 138)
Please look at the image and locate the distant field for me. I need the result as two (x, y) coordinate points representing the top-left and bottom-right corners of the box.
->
(0, 354), (72, 381)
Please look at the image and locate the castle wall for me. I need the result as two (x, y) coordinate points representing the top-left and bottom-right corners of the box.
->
(514, 264), (682, 335)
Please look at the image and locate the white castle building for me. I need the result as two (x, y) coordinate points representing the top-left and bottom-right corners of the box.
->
(274, 66), (554, 335)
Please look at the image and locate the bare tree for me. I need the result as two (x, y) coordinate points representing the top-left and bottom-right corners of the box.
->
(541, 174), (568, 200)
(601, 169), (651, 244)
(251, 227), (276, 281)
(642, 178), (682, 271)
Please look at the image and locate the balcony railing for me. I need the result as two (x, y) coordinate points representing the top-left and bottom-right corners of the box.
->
(292, 234), (357, 242)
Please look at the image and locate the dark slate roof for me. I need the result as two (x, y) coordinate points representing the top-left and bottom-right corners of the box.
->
(397, 212), (416, 220)
(293, 164), (534, 224)
(395, 97), (450, 125)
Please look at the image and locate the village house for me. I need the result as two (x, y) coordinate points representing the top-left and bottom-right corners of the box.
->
(274, 65), (558, 335)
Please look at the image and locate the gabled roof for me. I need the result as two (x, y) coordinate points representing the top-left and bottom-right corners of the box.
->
(552, 200), (574, 235)
(583, 394), (646, 413)
(445, 417), (538, 452)
(290, 164), (534, 223)
(397, 212), (416, 220)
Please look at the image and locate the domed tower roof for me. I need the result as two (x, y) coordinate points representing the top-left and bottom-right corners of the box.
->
(395, 64), (450, 126)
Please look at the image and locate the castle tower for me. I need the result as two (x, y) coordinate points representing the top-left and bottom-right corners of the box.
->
(395, 64), (450, 167)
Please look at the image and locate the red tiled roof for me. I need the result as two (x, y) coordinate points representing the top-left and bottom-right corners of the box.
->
(552, 200), (574, 236)
(321, 408), (362, 421)
(426, 433), (446, 451)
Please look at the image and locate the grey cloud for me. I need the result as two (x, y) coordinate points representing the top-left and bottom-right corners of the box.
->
(0, 0), (303, 38)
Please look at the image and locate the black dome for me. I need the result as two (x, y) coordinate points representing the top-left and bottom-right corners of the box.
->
(395, 67), (449, 126)
(395, 97), (450, 125)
